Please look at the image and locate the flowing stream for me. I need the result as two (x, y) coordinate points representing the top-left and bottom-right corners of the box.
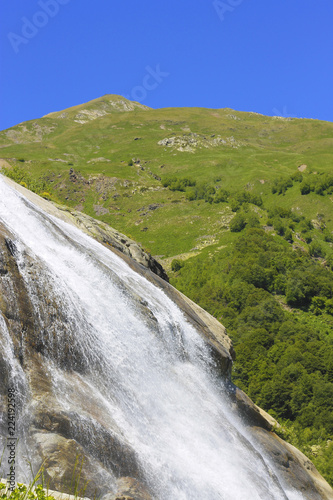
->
(0, 176), (304, 500)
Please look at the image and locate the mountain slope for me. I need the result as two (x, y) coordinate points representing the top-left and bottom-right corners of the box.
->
(1, 96), (333, 487)
(1, 95), (333, 262)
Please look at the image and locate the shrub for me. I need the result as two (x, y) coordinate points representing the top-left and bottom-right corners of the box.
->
(291, 171), (303, 182)
(213, 189), (229, 203)
(324, 231), (333, 243)
(300, 182), (311, 195)
(171, 259), (184, 272)
(41, 192), (52, 200)
(230, 213), (247, 232)
(310, 296), (327, 315)
(325, 299), (333, 315)
(162, 176), (196, 191)
(309, 241), (325, 258)
(273, 219), (286, 236)
(247, 213), (260, 228)
(272, 176), (293, 195)
(284, 228), (293, 242)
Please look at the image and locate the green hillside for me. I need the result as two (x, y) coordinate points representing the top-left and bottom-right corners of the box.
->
(1, 94), (333, 260)
(1, 95), (333, 485)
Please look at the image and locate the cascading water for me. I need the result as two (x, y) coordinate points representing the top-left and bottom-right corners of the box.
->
(0, 176), (305, 500)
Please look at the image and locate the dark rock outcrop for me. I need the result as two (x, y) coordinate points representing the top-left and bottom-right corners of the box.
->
(54, 204), (169, 282)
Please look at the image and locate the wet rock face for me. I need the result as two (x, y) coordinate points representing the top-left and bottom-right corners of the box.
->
(252, 428), (333, 500)
(105, 477), (152, 500)
(0, 226), (150, 498)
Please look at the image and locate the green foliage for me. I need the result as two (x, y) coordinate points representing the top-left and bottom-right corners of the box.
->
(323, 230), (333, 243)
(0, 483), (56, 500)
(230, 213), (247, 232)
(213, 188), (229, 203)
(2, 166), (52, 198)
(268, 207), (293, 219)
(291, 171), (303, 182)
(300, 181), (311, 195)
(309, 240), (325, 258)
(162, 175), (196, 192)
(300, 173), (333, 196)
(271, 176), (293, 195)
(229, 191), (263, 211)
(171, 259), (184, 272)
(171, 227), (333, 485)
(161, 176), (262, 208)
(229, 210), (261, 233)
(310, 296), (327, 315)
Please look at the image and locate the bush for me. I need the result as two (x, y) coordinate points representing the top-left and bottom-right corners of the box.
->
(41, 192), (52, 200)
(231, 191), (263, 211)
(273, 219), (286, 236)
(303, 232), (313, 244)
(213, 189), (229, 203)
(171, 259), (185, 272)
(247, 213), (260, 228)
(300, 182), (311, 195)
(325, 299), (333, 315)
(186, 189), (196, 201)
(284, 228), (293, 242)
(162, 176), (196, 192)
(324, 231), (333, 243)
(310, 296), (327, 315)
(230, 213), (247, 232)
(0, 483), (56, 500)
(291, 171), (303, 182)
(309, 241), (325, 258)
(272, 176), (293, 195)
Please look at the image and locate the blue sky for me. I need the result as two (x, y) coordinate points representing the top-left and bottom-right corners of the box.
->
(1, 0), (332, 130)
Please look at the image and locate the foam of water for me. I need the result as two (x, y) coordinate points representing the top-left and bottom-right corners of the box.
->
(0, 176), (304, 499)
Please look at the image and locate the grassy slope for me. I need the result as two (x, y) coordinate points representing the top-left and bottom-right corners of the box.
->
(1, 95), (332, 262)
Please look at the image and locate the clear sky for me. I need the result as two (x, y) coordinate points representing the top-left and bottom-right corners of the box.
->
(1, 0), (332, 130)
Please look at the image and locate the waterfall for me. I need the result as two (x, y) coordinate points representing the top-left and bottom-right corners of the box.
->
(0, 176), (305, 500)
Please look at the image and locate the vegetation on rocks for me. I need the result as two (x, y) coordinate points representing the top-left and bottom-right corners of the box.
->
(0, 483), (56, 500)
